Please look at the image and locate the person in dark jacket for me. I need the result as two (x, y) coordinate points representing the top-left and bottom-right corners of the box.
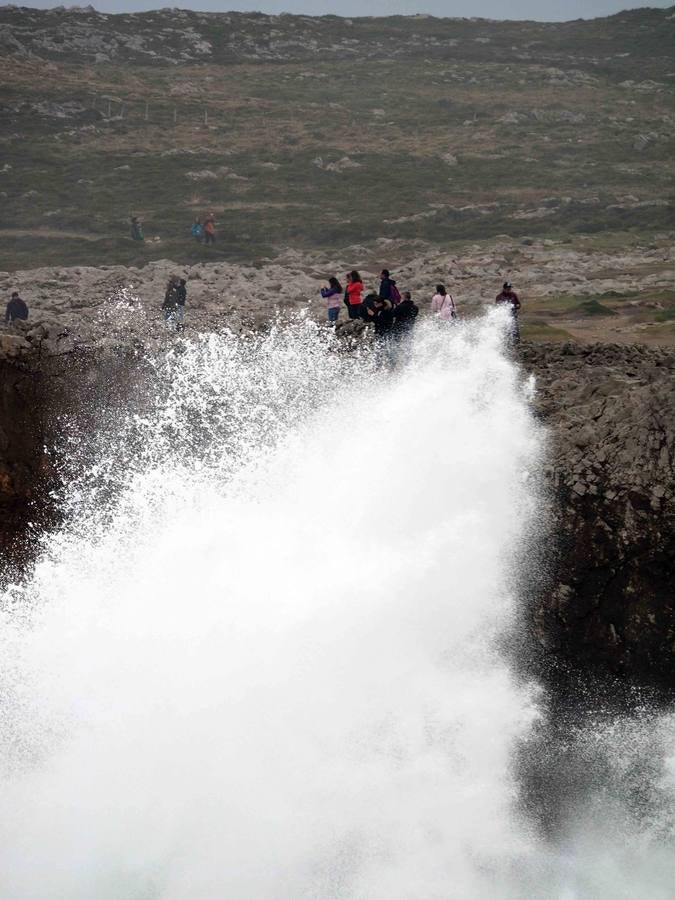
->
(175, 278), (187, 330)
(393, 291), (418, 332)
(162, 276), (179, 329)
(360, 292), (379, 323)
(370, 296), (395, 368)
(5, 292), (28, 324)
(495, 281), (521, 344)
(372, 297), (394, 336)
(379, 269), (401, 304)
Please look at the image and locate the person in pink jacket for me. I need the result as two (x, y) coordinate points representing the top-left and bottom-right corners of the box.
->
(431, 284), (457, 322)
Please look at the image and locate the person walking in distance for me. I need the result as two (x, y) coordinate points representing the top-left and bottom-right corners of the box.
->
(345, 270), (364, 320)
(130, 216), (144, 241)
(5, 291), (28, 324)
(431, 284), (457, 322)
(191, 219), (204, 243)
(203, 213), (216, 246)
(495, 281), (521, 344)
(320, 276), (343, 325)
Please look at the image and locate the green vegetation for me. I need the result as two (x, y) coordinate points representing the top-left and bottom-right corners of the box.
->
(577, 299), (619, 317)
(521, 323), (574, 341)
(0, 6), (673, 270)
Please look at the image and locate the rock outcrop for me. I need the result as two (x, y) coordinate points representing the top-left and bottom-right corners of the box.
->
(0, 275), (673, 688)
(524, 342), (674, 689)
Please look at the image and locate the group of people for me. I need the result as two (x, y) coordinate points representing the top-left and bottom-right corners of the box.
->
(321, 268), (522, 342)
(129, 214), (218, 246)
(191, 214), (217, 245)
(3, 266), (521, 345)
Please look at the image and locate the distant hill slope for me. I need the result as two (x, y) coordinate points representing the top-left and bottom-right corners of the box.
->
(0, 5), (673, 73)
(0, 6), (672, 272)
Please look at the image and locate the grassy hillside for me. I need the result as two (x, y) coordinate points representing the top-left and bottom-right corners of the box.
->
(0, 6), (672, 270)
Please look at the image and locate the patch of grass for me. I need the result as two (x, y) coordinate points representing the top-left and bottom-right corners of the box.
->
(576, 299), (619, 317)
(655, 306), (675, 323)
(521, 323), (574, 341)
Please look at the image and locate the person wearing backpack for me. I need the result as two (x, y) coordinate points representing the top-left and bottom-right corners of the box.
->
(379, 269), (401, 305)
(431, 284), (457, 322)
(191, 219), (204, 243)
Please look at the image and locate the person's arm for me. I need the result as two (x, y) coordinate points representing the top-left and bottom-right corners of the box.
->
(512, 292), (521, 311)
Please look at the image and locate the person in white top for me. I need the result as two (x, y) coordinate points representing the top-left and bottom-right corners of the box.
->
(431, 284), (457, 322)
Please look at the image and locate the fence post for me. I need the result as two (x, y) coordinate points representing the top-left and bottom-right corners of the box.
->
(144, 101), (149, 122)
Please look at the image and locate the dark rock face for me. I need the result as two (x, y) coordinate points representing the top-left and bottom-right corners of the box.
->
(0, 356), (56, 572)
(0, 335), (673, 689)
(522, 342), (674, 690)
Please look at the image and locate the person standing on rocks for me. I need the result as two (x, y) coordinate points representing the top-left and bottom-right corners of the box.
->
(320, 276), (343, 325)
(162, 276), (180, 329)
(431, 284), (457, 322)
(379, 269), (401, 305)
(393, 291), (418, 333)
(345, 270), (364, 320)
(495, 281), (521, 344)
(5, 291), (28, 324)
(203, 213), (216, 246)
(392, 291), (418, 364)
(370, 296), (396, 368)
(175, 278), (187, 331)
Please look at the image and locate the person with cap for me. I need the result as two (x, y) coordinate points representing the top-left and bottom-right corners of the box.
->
(495, 281), (521, 344)
(5, 291), (28, 324)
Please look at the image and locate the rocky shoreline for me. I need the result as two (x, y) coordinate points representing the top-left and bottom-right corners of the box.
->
(0, 272), (673, 690)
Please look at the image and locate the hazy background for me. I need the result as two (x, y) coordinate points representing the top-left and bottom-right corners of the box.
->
(3, 0), (674, 23)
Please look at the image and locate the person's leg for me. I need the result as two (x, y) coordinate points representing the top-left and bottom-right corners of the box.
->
(512, 315), (520, 344)
(176, 306), (185, 330)
(328, 307), (339, 324)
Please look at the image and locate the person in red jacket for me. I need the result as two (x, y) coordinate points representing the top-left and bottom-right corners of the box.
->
(345, 270), (364, 320)
(495, 281), (521, 344)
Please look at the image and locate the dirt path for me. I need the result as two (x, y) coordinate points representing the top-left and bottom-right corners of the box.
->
(0, 229), (105, 242)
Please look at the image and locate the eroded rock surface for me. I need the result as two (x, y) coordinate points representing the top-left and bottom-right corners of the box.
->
(0, 290), (673, 687)
(524, 342), (674, 687)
